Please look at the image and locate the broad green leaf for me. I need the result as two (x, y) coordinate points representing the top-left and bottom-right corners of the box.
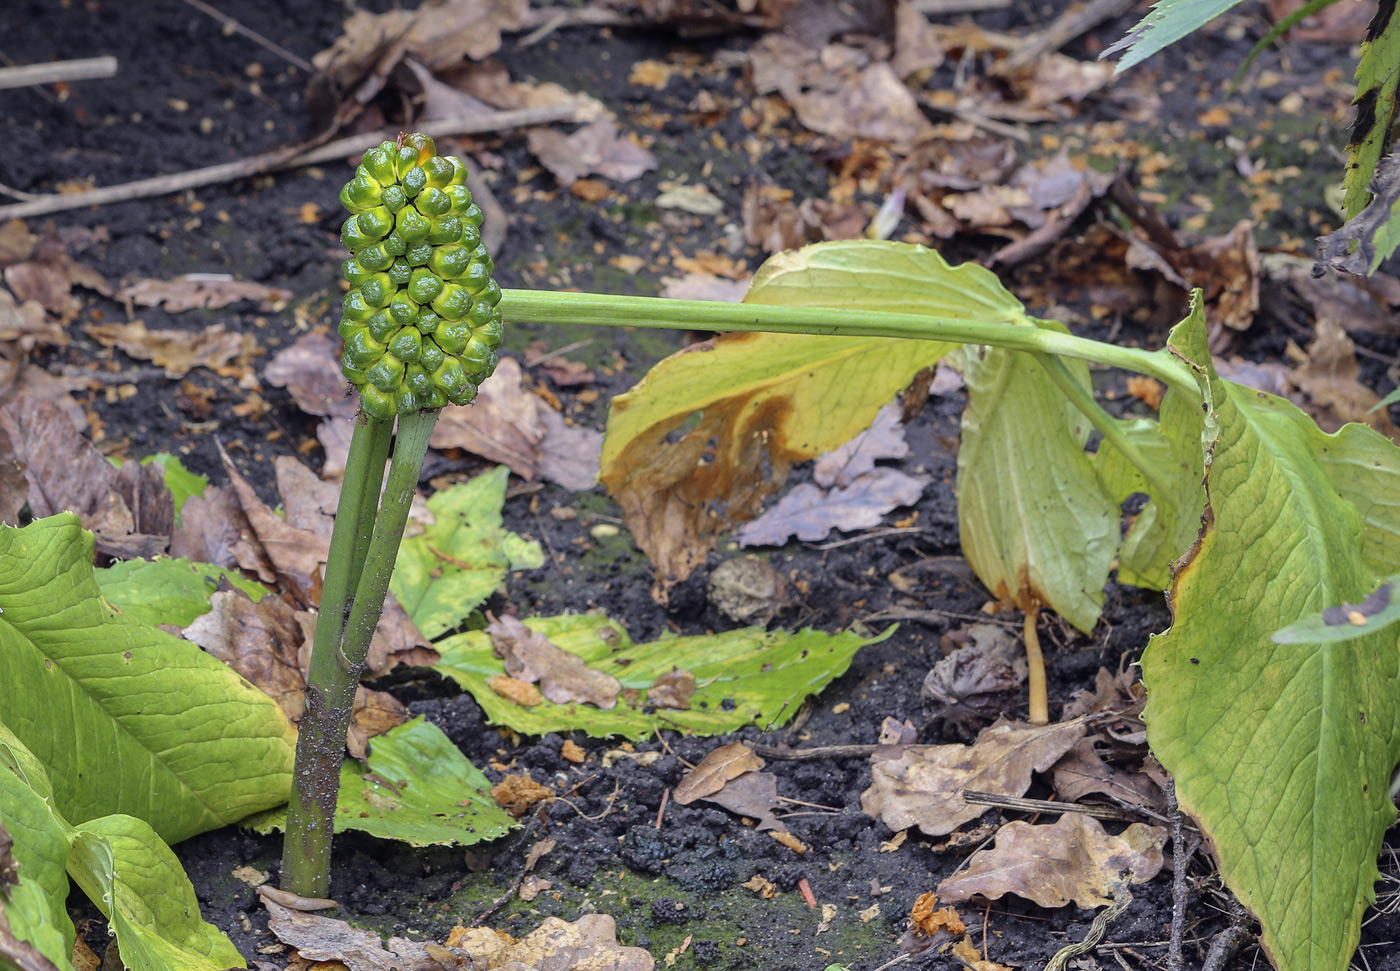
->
(602, 240), (1013, 590)
(1344, 10), (1400, 219)
(142, 453), (208, 518)
(433, 614), (891, 739)
(96, 557), (268, 627)
(0, 515), (297, 843)
(1142, 304), (1400, 971)
(67, 815), (245, 971)
(0, 728), (76, 966)
(1273, 575), (1400, 645)
(955, 338), (1117, 631)
(391, 467), (544, 639)
(246, 718), (515, 847)
(1093, 389), (1207, 591)
(1105, 0), (1246, 72)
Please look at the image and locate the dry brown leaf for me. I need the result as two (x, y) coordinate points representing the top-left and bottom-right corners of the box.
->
(936, 813), (1168, 908)
(218, 442), (327, 602)
(1, 222), (110, 322)
(659, 272), (751, 302)
(861, 720), (1085, 836)
(169, 485), (256, 572)
(749, 37), (935, 143)
(951, 936), (1013, 971)
(909, 892), (965, 936)
(317, 417), (355, 480)
(560, 739), (586, 763)
(431, 356), (544, 479)
(488, 674), (546, 707)
(445, 914), (653, 971)
(262, 895), (456, 971)
(0, 219), (35, 265)
(891, 0), (945, 78)
(0, 360), (85, 430)
(526, 116), (659, 185)
(1050, 737), (1164, 812)
(814, 401), (909, 489)
(699, 769), (787, 832)
(265, 332), (359, 420)
(116, 275), (291, 313)
(1062, 666), (1144, 720)
(742, 874), (779, 898)
(491, 773), (554, 817)
(86, 320), (253, 379)
(674, 742), (765, 805)
(921, 645), (1024, 741)
(536, 406), (603, 492)
(646, 668), (697, 710)
(346, 687), (410, 760)
(183, 590), (308, 719)
(0, 286), (64, 350)
(1287, 318), (1400, 440)
(487, 613), (620, 709)
(736, 468), (927, 546)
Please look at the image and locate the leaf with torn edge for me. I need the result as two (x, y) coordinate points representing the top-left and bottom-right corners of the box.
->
(488, 613), (620, 709)
(699, 770), (787, 832)
(265, 331), (359, 419)
(85, 320), (253, 379)
(674, 742), (765, 805)
(861, 720), (1085, 836)
(527, 116), (658, 185)
(936, 813), (1167, 909)
(115, 275), (291, 312)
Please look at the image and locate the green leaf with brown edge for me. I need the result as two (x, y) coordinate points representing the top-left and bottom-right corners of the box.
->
(432, 613), (891, 739)
(0, 514), (297, 844)
(1142, 295), (1400, 971)
(955, 336), (1117, 631)
(1344, 4), (1400, 218)
(244, 718), (515, 848)
(600, 240), (1023, 594)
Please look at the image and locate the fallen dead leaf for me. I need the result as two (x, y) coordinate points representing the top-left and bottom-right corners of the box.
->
(1051, 736), (1164, 813)
(560, 739), (586, 763)
(183, 590), (309, 719)
(116, 275), (291, 313)
(699, 770), (787, 832)
(536, 406), (603, 492)
(518, 875), (552, 902)
(922, 646), (1024, 741)
(861, 720), (1086, 836)
(429, 357), (545, 478)
(265, 332), (359, 420)
(86, 320), (254, 379)
(527, 116), (658, 185)
(674, 742), (765, 805)
(446, 914), (652, 971)
(737, 468), (928, 546)
(909, 892), (965, 936)
(646, 668), (697, 710)
(218, 442), (327, 602)
(659, 272), (751, 302)
(488, 673), (546, 707)
(169, 485), (257, 573)
(1, 221), (110, 323)
(491, 773), (554, 817)
(952, 935), (1014, 971)
(1287, 317), (1400, 440)
(0, 286), (65, 350)
(814, 401), (909, 489)
(936, 812), (1168, 908)
(742, 874), (779, 899)
(488, 613), (620, 708)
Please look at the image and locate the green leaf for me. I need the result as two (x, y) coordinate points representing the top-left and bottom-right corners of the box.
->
(0, 515), (297, 843)
(95, 557), (269, 627)
(1273, 575), (1400, 644)
(246, 718), (515, 847)
(1105, 0), (1247, 72)
(1094, 389), (1207, 591)
(1344, 8), (1400, 218)
(0, 727), (76, 966)
(601, 240), (1005, 589)
(433, 614), (891, 739)
(1142, 303), (1400, 971)
(390, 467), (544, 639)
(67, 815), (246, 971)
(955, 334), (1118, 631)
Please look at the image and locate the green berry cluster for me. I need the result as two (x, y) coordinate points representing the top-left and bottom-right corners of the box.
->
(337, 133), (503, 420)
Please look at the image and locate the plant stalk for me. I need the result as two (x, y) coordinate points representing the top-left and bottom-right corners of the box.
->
(280, 411), (434, 898)
(1024, 603), (1048, 726)
(499, 289), (1200, 398)
(1032, 352), (1178, 507)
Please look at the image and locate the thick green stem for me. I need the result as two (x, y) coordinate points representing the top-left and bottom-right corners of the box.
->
(282, 414), (393, 897)
(1031, 352), (1178, 507)
(345, 422), (395, 626)
(498, 289), (1199, 398)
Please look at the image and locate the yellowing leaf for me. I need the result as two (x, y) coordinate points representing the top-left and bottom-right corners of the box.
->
(602, 241), (1022, 594)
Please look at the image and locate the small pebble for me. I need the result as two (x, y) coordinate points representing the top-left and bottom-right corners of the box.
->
(590, 523), (619, 539)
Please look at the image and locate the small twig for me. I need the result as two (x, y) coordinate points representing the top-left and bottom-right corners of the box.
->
(750, 743), (880, 760)
(804, 526), (933, 550)
(911, 0), (1011, 13)
(1200, 897), (1254, 971)
(0, 56), (117, 90)
(960, 791), (1137, 822)
(1001, 0), (1137, 72)
(926, 103), (1031, 143)
(524, 338), (593, 369)
(517, 6), (635, 47)
(472, 812), (547, 927)
(797, 877), (817, 909)
(1165, 779), (1198, 971)
(655, 786), (670, 829)
(179, 0), (314, 72)
(775, 796), (844, 811)
(0, 106), (578, 221)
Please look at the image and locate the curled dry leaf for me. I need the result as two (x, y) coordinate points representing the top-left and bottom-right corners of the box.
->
(647, 668), (697, 710)
(0, 285), (64, 350)
(922, 647), (1024, 740)
(116, 275), (292, 313)
(491, 773), (554, 817)
(218, 443), (327, 602)
(1, 221), (110, 323)
(674, 741), (764, 805)
(861, 720), (1085, 836)
(935, 813), (1168, 909)
(909, 892), (965, 937)
(488, 613), (620, 709)
(527, 115), (659, 185)
(699, 769), (787, 832)
(86, 320), (254, 379)
(1051, 736), (1165, 813)
(183, 589), (309, 719)
(265, 331), (359, 420)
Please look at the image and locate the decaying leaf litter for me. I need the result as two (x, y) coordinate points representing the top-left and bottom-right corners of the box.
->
(3, 0), (1400, 969)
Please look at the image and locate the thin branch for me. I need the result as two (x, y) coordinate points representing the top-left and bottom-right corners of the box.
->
(1001, 0), (1138, 72)
(0, 106), (578, 222)
(0, 56), (117, 90)
(178, 0), (314, 72)
(960, 790), (1137, 821)
(750, 743), (881, 760)
(912, 0), (1012, 14)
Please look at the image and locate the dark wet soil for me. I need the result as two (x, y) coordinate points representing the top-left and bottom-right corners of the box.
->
(5, 1), (1400, 969)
